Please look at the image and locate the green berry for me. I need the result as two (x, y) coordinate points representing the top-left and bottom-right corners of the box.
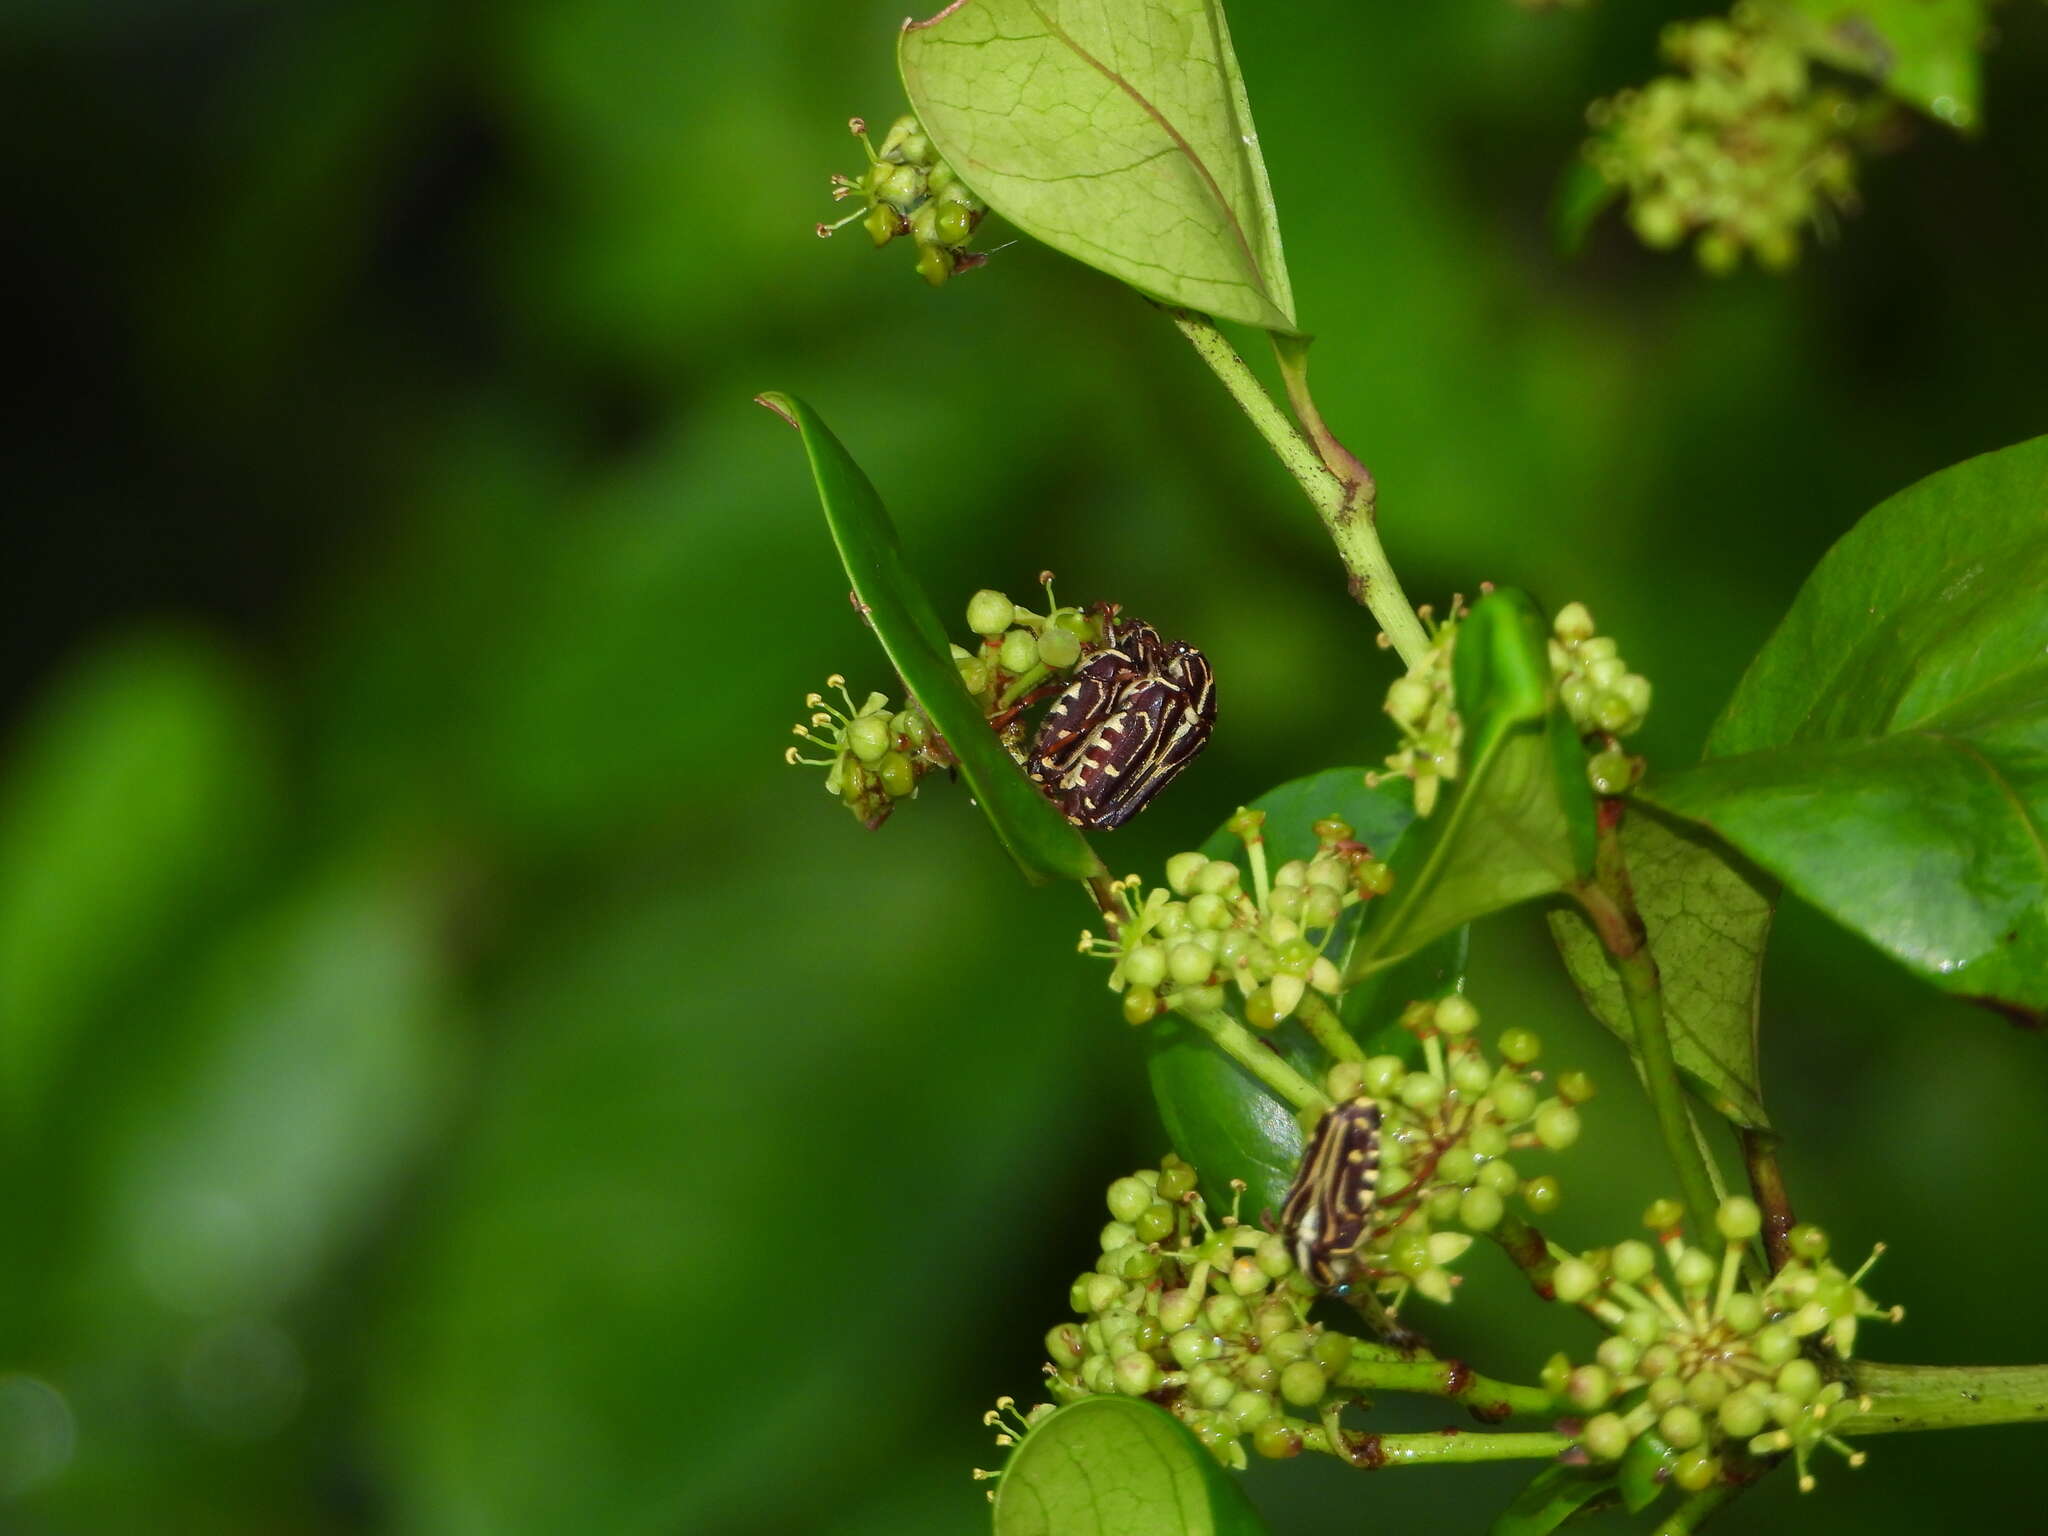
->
(1468, 1123), (1509, 1159)
(1451, 1054), (1493, 1096)
(1683, 1369), (1730, 1411)
(1459, 1186), (1504, 1231)
(1252, 1418), (1302, 1459)
(1643, 1198), (1685, 1234)
(1388, 1233), (1432, 1279)
(1266, 1329), (1311, 1365)
(1582, 1412), (1632, 1461)
(1753, 1324), (1797, 1367)
(934, 201), (976, 246)
(1124, 944), (1168, 990)
(1236, 1353), (1279, 1392)
(1362, 1055), (1407, 1097)
(1555, 1070), (1595, 1105)
(967, 589), (1015, 636)
(1100, 1218), (1137, 1252)
(1205, 1293), (1248, 1334)
(1609, 1239), (1654, 1284)
(1716, 1197), (1762, 1244)
(1478, 1158), (1521, 1196)
(1491, 1077), (1537, 1122)
(1157, 1159), (1197, 1201)
(997, 627), (1037, 675)
(1673, 1247), (1716, 1292)
(1534, 1101), (1582, 1150)
(1123, 986), (1161, 1026)
(1046, 1324), (1084, 1368)
(1035, 625), (1081, 670)
(1255, 1234), (1293, 1280)
(1717, 1389), (1769, 1440)
(1278, 1360), (1327, 1407)
(1107, 1178), (1151, 1224)
(1191, 1364), (1236, 1409)
(1170, 1328), (1215, 1371)
(1082, 1273), (1122, 1313)
(1312, 1333), (1352, 1375)
(847, 713), (892, 764)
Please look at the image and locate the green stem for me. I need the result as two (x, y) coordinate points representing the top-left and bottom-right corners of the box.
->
(1841, 1361), (2048, 1435)
(1489, 1211), (1559, 1299)
(1176, 1005), (1329, 1114)
(1577, 811), (1720, 1241)
(1295, 989), (1365, 1064)
(1164, 309), (1429, 666)
(1307, 1425), (1572, 1468)
(1336, 1350), (1558, 1421)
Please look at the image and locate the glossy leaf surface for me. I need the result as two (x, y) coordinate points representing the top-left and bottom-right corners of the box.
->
(761, 391), (1104, 882)
(900, 0), (1297, 330)
(993, 1396), (1269, 1536)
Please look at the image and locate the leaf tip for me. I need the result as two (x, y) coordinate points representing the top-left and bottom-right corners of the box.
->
(754, 392), (800, 430)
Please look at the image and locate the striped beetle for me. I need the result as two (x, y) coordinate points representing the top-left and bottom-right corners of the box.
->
(1025, 614), (1215, 830)
(1279, 1097), (1382, 1291)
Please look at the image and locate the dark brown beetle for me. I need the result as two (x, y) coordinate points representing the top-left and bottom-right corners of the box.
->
(1025, 614), (1215, 829)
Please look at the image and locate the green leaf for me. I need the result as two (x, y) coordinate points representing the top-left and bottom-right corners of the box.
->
(1761, 0), (1985, 131)
(1345, 589), (1597, 986)
(759, 392), (1104, 883)
(1615, 1429), (1673, 1514)
(899, 0), (1297, 332)
(1648, 435), (2048, 1021)
(1492, 1461), (1619, 1536)
(0, 633), (276, 1130)
(1547, 808), (1774, 1129)
(993, 1396), (1269, 1536)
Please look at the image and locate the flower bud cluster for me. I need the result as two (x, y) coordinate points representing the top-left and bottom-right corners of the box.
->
(1584, 11), (1862, 273)
(1078, 811), (1392, 1028)
(1311, 1000), (1589, 1311)
(1374, 600), (1465, 817)
(1553, 1198), (1899, 1499)
(1549, 601), (1652, 797)
(956, 576), (1103, 753)
(1033, 1154), (1361, 1469)
(785, 674), (947, 828)
(820, 113), (988, 286)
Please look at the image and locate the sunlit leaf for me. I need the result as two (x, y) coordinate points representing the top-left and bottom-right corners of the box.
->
(1762, 0), (1986, 131)
(1649, 435), (2048, 1022)
(1344, 588), (1597, 985)
(993, 1396), (1269, 1536)
(899, 0), (1297, 331)
(1547, 808), (1773, 1129)
(760, 391), (1104, 883)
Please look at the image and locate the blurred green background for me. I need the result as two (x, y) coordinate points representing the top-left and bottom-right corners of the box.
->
(5, 1), (2047, 1531)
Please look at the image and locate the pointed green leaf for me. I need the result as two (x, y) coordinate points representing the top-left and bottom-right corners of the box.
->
(1492, 1461), (1619, 1536)
(993, 1396), (1269, 1536)
(1547, 808), (1774, 1129)
(1344, 588), (1598, 986)
(899, 0), (1297, 331)
(1760, 0), (1986, 131)
(1147, 770), (1458, 1219)
(760, 392), (1104, 883)
(1647, 435), (2048, 1022)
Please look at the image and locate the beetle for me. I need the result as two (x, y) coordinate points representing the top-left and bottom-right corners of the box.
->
(1025, 615), (1215, 829)
(1279, 1097), (1382, 1290)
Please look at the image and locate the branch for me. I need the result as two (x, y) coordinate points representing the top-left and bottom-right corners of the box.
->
(1841, 1361), (2048, 1435)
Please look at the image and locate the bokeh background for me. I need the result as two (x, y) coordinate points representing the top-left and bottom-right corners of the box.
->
(5, 1), (2047, 1531)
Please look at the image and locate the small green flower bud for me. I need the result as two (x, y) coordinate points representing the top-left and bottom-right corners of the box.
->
(1457, 1185), (1504, 1231)
(1468, 1122), (1509, 1159)
(1426, 1186), (1463, 1223)
(1576, 636), (1618, 664)
(1266, 1329), (1310, 1365)
(1276, 1359), (1326, 1407)
(1114, 1352), (1159, 1396)
(847, 713), (893, 764)
(1553, 1257), (1599, 1304)
(1047, 1323), (1084, 1368)
(1684, 1369), (1730, 1411)
(1195, 859), (1242, 896)
(1441, 1054), (1486, 1097)
(1587, 656), (1627, 692)
(1161, 942), (1210, 989)
(1311, 1332), (1352, 1375)
(1616, 674), (1652, 719)
(1716, 1389), (1767, 1441)
(1171, 1328), (1218, 1371)
(1555, 1070), (1595, 1105)
(1435, 994), (1480, 1035)
(1362, 1055), (1407, 1097)
(1122, 986), (1161, 1027)
(878, 751), (917, 798)
(1163, 852), (1207, 894)
(1082, 1273), (1123, 1313)
(1639, 1343), (1678, 1379)
(1554, 603), (1596, 644)
(1721, 1290), (1763, 1336)
(1186, 891), (1231, 930)
(1499, 1028), (1542, 1065)
(1136, 1202), (1177, 1244)
(1673, 1247), (1716, 1293)
(1081, 1355), (1112, 1394)
(1534, 1101), (1582, 1150)
(891, 709), (931, 750)
(1775, 1358), (1822, 1402)
(1124, 944), (1168, 990)
(934, 201), (976, 246)
(1620, 1309), (1663, 1347)
(1355, 860), (1394, 896)
(1752, 1323), (1797, 1367)
(1586, 748), (1632, 797)
(863, 201), (901, 245)
(1787, 1223), (1829, 1262)
(1582, 1412), (1632, 1461)
(1035, 625), (1082, 671)
(1596, 1336), (1640, 1377)
(956, 656), (989, 694)
(1386, 675), (1434, 725)
(967, 589), (1015, 636)
(1716, 1197), (1762, 1244)
(1672, 1447), (1721, 1493)
(1106, 1178), (1151, 1224)
(1255, 1234), (1293, 1280)
(1157, 1157), (1197, 1201)
(1236, 1353), (1279, 1392)
(1158, 1288), (1199, 1332)
(914, 240), (952, 287)
(1643, 1198), (1685, 1234)
(1491, 1077), (1537, 1122)
(1301, 887), (1342, 931)
(1227, 1390), (1273, 1430)
(1388, 1233), (1432, 1279)
(1229, 1256), (1267, 1297)
(1647, 1376), (1685, 1412)
(1253, 1418), (1303, 1459)
(1187, 1360), (1235, 1409)
(1205, 1293), (1249, 1334)
(1567, 1365), (1614, 1411)
(1478, 1158), (1521, 1196)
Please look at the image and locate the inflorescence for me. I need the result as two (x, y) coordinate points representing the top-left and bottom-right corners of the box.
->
(819, 113), (989, 286)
